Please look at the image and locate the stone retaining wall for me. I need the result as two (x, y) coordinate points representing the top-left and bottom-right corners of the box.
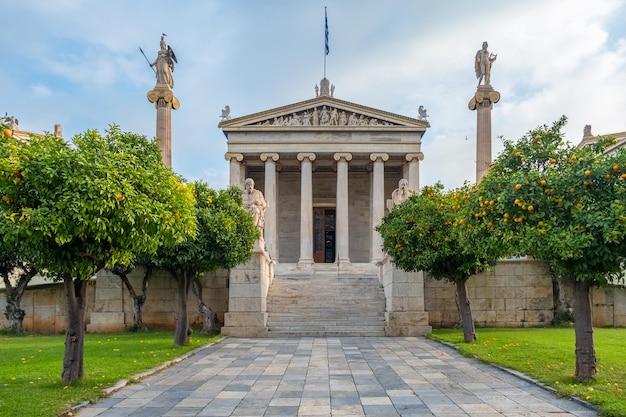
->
(2, 259), (625, 333)
(0, 267), (229, 334)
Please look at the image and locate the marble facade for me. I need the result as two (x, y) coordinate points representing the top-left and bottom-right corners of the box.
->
(219, 82), (432, 336)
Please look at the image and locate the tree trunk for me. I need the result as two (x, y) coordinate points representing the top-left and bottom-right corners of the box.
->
(2, 266), (37, 335)
(173, 269), (192, 346)
(192, 276), (220, 334)
(4, 287), (26, 334)
(61, 276), (89, 386)
(455, 275), (477, 342)
(573, 279), (596, 382)
(115, 265), (152, 332)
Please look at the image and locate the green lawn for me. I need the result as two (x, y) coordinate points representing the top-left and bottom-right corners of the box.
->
(0, 331), (220, 417)
(430, 327), (626, 417)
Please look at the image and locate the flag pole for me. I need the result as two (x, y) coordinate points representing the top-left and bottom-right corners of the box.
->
(323, 7), (326, 79)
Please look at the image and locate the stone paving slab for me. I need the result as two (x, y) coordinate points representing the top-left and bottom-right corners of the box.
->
(76, 337), (597, 417)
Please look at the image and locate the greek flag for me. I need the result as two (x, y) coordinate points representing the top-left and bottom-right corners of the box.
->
(325, 8), (329, 55)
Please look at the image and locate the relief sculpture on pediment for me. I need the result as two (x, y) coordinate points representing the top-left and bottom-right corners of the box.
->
(255, 106), (397, 127)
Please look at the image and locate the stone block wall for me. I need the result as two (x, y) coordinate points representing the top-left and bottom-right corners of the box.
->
(425, 258), (554, 327)
(0, 267), (229, 334)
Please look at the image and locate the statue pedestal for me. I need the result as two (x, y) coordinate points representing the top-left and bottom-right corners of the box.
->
(380, 261), (431, 336)
(222, 248), (273, 337)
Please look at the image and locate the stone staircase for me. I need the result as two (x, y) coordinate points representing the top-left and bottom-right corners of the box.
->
(266, 272), (387, 337)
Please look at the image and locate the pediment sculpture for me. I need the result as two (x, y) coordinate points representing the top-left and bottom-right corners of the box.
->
(251, 105), (400, 127)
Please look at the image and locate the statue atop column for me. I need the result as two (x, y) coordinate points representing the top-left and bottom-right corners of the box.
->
(474, 41), (497, 86)
(242, 178), (268, 234)
(469, 42), (501, 182)
(150, 34), (177, 89)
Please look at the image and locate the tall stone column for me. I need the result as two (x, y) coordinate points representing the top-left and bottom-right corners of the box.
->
(469, 86), (500, 182)
(370, 153), (388, 263)
(225, 153), (244, 187)
(261, 153), (279, 260)
(334, 153), (352, 265)
(405, 152), (424, 192)
(147, 86), (179, 168)
(297, 153), (316, 265)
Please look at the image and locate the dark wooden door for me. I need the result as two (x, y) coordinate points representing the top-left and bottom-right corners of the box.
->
(313, 208), (336, 263)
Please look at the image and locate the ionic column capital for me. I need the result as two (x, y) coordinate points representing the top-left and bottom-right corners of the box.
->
(297, 152), (316, 162)
(147, 88), (180, 110)
(260, 153), (279, 162)
(370, 153), (389, 162)
(224, 153), (244, 162)
(405, 153), (424, 162)
(333, 152), (352, 162)
(468, 88), (501, 111)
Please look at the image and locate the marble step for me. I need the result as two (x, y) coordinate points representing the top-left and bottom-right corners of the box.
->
(266, 273), (386, 336)
(268, 329), (386, 337)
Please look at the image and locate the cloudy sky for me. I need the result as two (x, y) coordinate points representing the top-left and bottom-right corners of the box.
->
(3, 0), (626, 190)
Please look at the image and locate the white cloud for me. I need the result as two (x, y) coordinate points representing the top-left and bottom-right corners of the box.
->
(30, 83), (53, 97)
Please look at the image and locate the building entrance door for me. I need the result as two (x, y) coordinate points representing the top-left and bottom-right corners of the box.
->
(313, 208), (336, 263)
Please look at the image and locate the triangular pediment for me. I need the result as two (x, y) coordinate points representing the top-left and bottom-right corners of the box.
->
(218, 96), (429, 130)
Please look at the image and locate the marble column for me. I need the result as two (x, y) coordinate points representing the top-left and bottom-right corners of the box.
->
(334, 153), (352, 265)
(297, 153), (316, 265)
(261, 153), (279, 261)
(370, 153), (388, 263)
(469, 86), (501, 182)
(225, 153), (244, 188)
(147, 86), (179, 168)
(405, 152), (424, 192)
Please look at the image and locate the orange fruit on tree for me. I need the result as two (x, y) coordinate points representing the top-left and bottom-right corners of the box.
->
(585, 170), (591, 176)
(614, 165), (619, 171)
(621, 174), (626, 180)
(3, 128), (12, 137)
(539, 179), (547, 185)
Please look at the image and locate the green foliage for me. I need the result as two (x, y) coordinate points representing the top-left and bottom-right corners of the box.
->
(0, 125), (196, 280)
(377, 183), (498, 282)
(468, 116), (626, 285)
(152, 181), (258, 275)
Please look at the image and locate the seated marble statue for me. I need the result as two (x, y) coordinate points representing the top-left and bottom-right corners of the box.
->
(391, 179), (415, 207)
(242, 178), (268, 232)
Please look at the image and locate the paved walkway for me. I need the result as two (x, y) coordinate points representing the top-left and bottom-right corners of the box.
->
(76, 337), (596, 417)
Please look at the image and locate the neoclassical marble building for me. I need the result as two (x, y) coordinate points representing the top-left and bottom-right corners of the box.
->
(220, 80), (427, 267)
(219, 79), (432, 337)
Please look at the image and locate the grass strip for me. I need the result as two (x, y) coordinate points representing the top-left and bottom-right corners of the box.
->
(0, 331), (220, 417)
(430, 327), (626, 417)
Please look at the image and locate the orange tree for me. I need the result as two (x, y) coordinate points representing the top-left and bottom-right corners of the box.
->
(0, 125), (196, 385)
(377, 183), (502, 342)
(151, 181), (258, 346)
(463, 116), (626, 382)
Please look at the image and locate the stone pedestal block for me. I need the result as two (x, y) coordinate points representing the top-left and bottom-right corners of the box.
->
(385, 312), (431, 336)
(223, 249), (272, 337)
